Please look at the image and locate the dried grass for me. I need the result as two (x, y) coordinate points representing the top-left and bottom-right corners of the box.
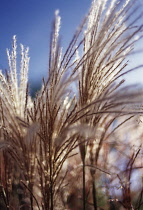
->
(0, 0), (143, 209)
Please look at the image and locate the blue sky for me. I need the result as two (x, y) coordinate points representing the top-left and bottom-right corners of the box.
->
(0, 0), (91, 90)
(0, 0), (143, 92)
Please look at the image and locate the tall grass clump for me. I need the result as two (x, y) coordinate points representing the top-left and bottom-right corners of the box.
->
(0, 0), (143, 209)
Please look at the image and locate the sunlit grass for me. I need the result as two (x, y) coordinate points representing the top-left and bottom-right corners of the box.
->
(0, 0), (143, 209)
